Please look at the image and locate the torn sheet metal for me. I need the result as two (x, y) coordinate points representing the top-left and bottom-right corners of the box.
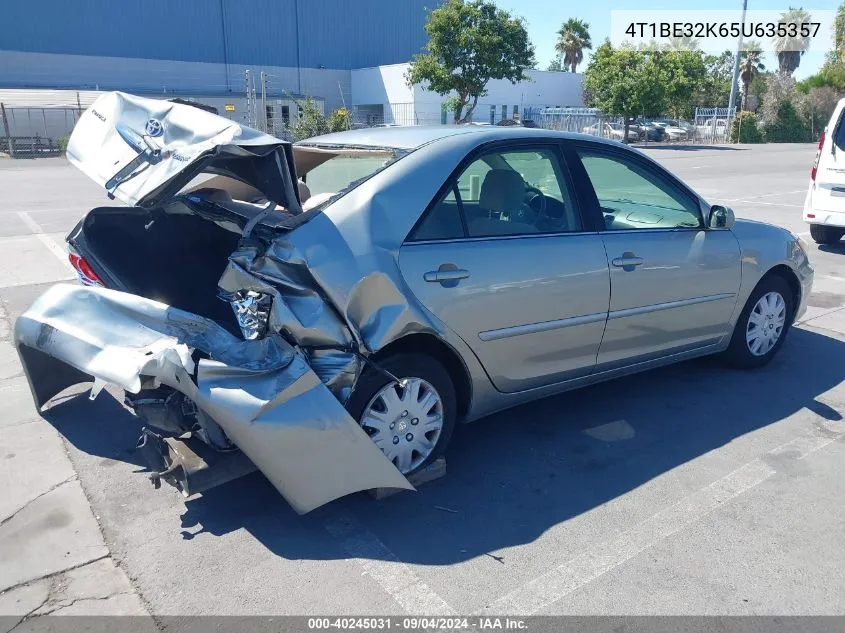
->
(68, 92), (301, 212)
(217, 211), (442, 403)
(15, 284), (412, 513)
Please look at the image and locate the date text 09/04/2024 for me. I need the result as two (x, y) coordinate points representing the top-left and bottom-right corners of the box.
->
(625, 21), (821, 39)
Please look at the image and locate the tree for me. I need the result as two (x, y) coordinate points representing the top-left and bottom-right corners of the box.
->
(666, 36), (700, 51)
(698, 50), (735, 107)
(583, 42), (666, 142)
(773, 7), (813, 75)
(739, 41), (766, 110)
(662, 50), (708, 119)
(405, 0), (535, 123)
(835, 1), (845, 63)
(555, 18), (592, 73)
(546, 57), (567, 72)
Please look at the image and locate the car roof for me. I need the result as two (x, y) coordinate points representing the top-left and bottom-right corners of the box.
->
(295, 125), (619, 151)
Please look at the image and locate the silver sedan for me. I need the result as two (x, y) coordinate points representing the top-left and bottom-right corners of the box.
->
(15, 92), (814, 513)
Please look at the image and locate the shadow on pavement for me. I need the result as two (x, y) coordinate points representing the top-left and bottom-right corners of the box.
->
(818, 242), (845, 255)
(40, 327), (845, 565)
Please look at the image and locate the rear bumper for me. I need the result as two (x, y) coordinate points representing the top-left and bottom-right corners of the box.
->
(14, 284), (412, 513)
(804, 208), (845, 227)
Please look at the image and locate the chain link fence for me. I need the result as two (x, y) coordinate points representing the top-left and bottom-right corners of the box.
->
(693, 107), (736, 145)
(1, 105), (81, 157)
(0, 80), (739, 158)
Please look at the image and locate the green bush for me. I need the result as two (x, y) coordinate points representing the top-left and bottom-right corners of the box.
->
(730, 111), (763, 143)
(287, 98), (330, 142)
(57, 135), (70, 153)
(327, 107), (350, 133)
(762, 100), (813, 142)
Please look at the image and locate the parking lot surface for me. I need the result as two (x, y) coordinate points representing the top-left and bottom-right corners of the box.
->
(1, 144), (844, 617)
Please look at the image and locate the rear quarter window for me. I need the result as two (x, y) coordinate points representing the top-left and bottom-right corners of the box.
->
(834, 109), (845, 151)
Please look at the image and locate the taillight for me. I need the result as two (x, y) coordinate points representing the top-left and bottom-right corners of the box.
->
(811, 131), (825, 181)
(68, 252), (105, 287)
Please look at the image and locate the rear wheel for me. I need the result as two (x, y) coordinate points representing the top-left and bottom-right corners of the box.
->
(722, 275), (794, 369)
(809, 224), (845, 245)
(346, 354), (456, 476)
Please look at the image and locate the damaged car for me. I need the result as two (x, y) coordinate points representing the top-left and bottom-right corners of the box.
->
(16, 92), (813, 514)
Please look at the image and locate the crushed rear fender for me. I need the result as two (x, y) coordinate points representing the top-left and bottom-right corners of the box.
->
(14, 284), (412, 513)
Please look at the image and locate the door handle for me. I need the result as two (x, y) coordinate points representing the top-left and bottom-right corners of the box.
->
(424, 269), (471, 282)
(611, 253), (644, 270)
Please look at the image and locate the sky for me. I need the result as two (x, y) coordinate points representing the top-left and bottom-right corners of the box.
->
(495, 0), (841, 79)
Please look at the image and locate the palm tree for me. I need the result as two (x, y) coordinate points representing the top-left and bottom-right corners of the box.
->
(666, 36), (700, 51)
(739, 41), (766, 110)
(773, 7), (813, 75)
(555, 18), (592, 73)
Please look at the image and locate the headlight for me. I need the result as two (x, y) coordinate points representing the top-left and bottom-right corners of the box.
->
(225, 290), (272, 340)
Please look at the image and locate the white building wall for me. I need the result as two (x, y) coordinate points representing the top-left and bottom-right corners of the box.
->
(410, 65), (584, 123)
(351, 64), (417, 124)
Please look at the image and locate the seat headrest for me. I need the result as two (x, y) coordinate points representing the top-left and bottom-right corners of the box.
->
(479, 169), (525, 212)
(297, 179), (311, 203)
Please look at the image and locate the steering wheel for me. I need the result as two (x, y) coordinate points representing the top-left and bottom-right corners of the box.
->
(512, 184), (547, 224)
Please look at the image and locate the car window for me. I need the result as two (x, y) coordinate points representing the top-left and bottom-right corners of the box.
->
(576, 149), (702, 231)
(410, 146), (582, 241)
(305, 152), (398, 197)
(409, 185), (465, 241)
(833, 108), (845, 151)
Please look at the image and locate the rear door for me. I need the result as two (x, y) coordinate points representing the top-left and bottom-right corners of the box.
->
(569, 142), (741, 368)
(398, 141), (610, 393)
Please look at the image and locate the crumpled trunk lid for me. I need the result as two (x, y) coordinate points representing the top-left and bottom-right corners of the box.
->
(67, 92), (301, 211)
(15, 284), (412, 513)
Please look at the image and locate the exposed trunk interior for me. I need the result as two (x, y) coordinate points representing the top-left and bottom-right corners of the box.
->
(74, 205), (242, 333)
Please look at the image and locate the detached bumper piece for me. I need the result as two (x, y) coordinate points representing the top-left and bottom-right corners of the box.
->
(15, 284), (413, 513)
(137, 429), (257, 497)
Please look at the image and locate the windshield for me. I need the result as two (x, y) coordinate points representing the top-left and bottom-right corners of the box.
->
(297, 147), (406, 209)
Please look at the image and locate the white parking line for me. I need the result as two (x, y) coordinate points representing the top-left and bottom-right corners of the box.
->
(732, 200), (803, 208)
(478, 422), (844, 616)
(324, 513), (455, 615)
(723, 189), (806, 202)
(16, 211), (74, 273)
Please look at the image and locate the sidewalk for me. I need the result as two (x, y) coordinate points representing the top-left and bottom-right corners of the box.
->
(0, 300), (150, 626)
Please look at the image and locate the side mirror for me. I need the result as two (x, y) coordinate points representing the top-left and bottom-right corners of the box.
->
(708, 205), (735, 229)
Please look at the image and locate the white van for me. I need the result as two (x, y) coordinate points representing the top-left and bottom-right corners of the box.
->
(804, 98), (845, 244)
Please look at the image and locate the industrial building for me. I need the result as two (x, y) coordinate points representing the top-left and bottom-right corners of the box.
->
(1, 0), (583, 143)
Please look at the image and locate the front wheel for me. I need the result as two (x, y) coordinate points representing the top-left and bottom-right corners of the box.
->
(346, 354), (456, 476)
(721, 275), (794, 369)
(809, 224), (845, 245)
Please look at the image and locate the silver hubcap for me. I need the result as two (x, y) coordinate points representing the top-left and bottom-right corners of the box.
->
(746, 291), (786, 356)
(360, 377), (443, 474)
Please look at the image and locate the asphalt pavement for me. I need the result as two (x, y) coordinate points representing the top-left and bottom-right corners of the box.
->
(0, 144), (843, 620)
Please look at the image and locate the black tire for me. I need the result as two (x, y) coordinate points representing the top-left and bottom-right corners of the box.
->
(721, 275), (794, 369)
(809, 224), (845, 245)
(346, 353), (456, 475)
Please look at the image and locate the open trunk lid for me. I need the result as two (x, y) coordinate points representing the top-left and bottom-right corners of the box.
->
(67, 92), (301, 211)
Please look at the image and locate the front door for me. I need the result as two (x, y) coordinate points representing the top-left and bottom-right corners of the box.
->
(398, 142), (610, 393)
(571, 144), (742, 368)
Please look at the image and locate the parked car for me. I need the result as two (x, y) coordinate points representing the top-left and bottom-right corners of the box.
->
(581, 121), (612, 137)
(804, 97), (845, 244)
(654, 121), (688, 141)
(696, 118), (729, 141)
(634, 120), (666, 142)
(16, 92), (814, 514)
